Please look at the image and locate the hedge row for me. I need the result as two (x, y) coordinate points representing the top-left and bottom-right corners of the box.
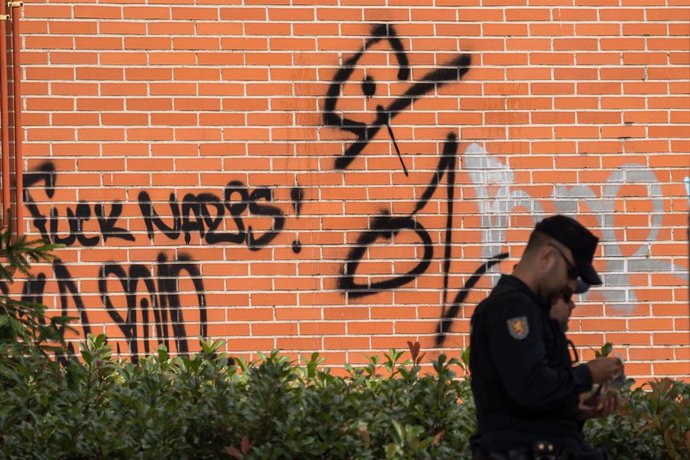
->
(1, 334), (688, 459)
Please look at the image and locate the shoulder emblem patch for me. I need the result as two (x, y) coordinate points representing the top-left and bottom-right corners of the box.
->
(507, 316), (529, 340)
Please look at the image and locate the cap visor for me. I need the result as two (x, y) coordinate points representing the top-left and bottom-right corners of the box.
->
(580, 264), (602, 286)
(574, 278), (591, 294)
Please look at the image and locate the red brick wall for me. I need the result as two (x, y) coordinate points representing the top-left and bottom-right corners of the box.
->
(8, 0), (690, 382)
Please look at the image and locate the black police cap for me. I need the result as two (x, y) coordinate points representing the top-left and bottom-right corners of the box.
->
(534, 215), (602, 286)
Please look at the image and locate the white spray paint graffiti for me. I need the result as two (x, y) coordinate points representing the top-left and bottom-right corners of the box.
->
(463, 143), (544, 259)
(463, 143), (688, 313)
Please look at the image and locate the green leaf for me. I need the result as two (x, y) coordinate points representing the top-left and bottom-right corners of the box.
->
(595, 342), (613, 358)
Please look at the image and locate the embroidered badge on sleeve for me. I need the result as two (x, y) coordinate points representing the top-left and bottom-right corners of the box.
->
(507, 316), (529, 340)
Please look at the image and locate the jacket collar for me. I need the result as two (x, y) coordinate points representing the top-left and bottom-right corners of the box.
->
(498, 274), (551, 311)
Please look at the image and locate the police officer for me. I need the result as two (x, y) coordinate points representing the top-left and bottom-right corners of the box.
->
(469, 215), (623, 459)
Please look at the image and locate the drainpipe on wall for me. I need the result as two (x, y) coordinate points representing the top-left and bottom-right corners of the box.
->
(0, 1), (24, 237)
(10, 1), (22, 237)
(0, 0), (10, 232)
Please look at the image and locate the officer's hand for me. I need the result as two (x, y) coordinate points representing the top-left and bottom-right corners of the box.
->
(578, 387), (620, 420)
(586, 357), (623, 385)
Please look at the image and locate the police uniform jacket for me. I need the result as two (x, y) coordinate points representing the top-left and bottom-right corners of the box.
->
(469, 274), (593, 449)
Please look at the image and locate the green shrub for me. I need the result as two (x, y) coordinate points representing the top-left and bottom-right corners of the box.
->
(585, 377), (690, 460)
(2, 334), (688, 460)
(0, 337), (477, 459)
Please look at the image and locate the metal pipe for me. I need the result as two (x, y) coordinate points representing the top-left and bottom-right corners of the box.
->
(10, 1), (22, 236)
(0, 1), (10, 230)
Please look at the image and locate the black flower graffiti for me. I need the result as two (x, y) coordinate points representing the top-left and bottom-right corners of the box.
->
(325, 24), (507, 344)
(324, 23), (471, 172)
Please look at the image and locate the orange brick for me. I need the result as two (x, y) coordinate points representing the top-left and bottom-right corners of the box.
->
(77, 128), (123, 141)
(482, 53), (528, 65)
(670, 82), (690, 94)
(99, 21), (147, 35)
(100, 52), (148, 65)
(252, 322), (298, 336)
(24, 5), (72, 18)
(623, 52), (668, 66)
(554, 38), (598, 51)
(531, 82), (575, 96)
(371, 337), (420, 350)
(674, 317), (689, 331)
(171, 6), (218, 20)
(575, 22), (621, 37)
(277, 337), (323, 350)
(507, 97), (552, 111)
(462, 126), (507, 140)
(625, 363), (653, 378)
(125, 68), (173, 81)
(606, 333), (651, 345)
(151, 113), (197, 126)
(51, 82), (99, 96)
(628, 318), (675, 331)
(553, 67), (597, 81)
(576, 52), (620, 65)
(530, 53), (574, 65)
(363, 8), (410, 22)
(653, 362), (690, 376)
(508, 126), (552, 139)
(76, 67), (124, 81)
(74, 6), (122, 19)
(227, 338), (275, 352)
(629, 348), (675, 361)
(505, 7), (550, 20)
(75, 37), (123, 51)
(460, 38), (504, 53)
(299, 322), (345, 335)
(26, 36), (74, 49)
(649, 38), (690, 51)
(324, 336), (370, 350)
(49, 21), (97, 35)
(348, 321), (393, 334)
(53, 113), (99, 126)
(530, 23), (574, 37)
(653, 333), (690, 346)
(124, 37), (172, 50)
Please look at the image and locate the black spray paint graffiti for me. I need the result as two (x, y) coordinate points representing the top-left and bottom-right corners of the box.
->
(23, 162), (135, 247)
(137, 184), (284, 249)
(324, 23), (471, 172)
(290, 186), (304, 254)
(20, 159), (305, 359)
(324, 24), (505, 344)
(19, 163), (254, 361)
(98, 253), (206, 359)
(434, 252), (509, 346)
(338, 132), (460, 298)
(24, 162), (289, 251)
(7, 253), (207, 363)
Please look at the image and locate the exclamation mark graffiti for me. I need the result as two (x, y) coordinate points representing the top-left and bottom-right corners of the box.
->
(291, 185), (304, 254)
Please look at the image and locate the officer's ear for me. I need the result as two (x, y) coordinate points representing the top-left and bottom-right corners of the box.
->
(537, 244), (554, 270)
(538, 243), (558, 273)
